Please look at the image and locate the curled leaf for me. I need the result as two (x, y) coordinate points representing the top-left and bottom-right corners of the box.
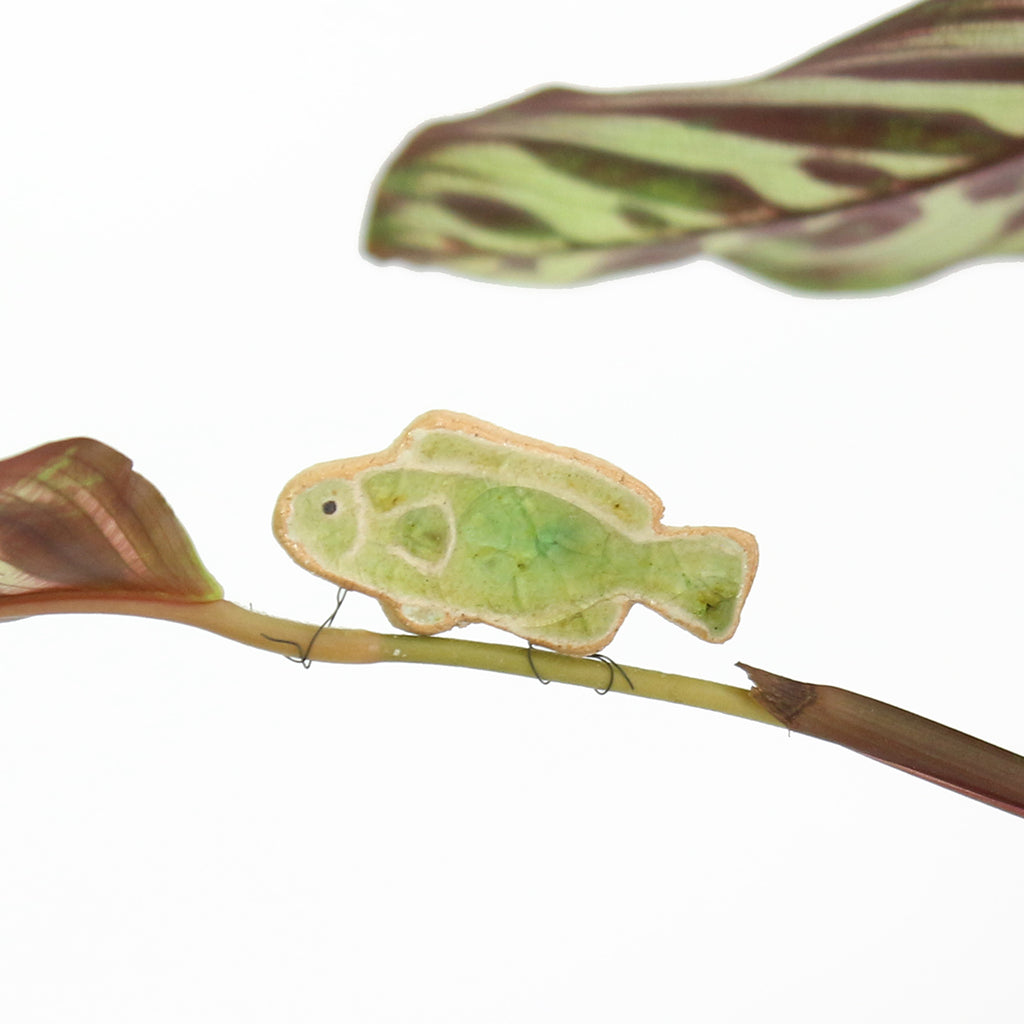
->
(366, 0), (1024, 290)
(0, 438), (222, 614)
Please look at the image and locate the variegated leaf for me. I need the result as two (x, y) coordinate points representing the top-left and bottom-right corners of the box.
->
(366, 0), (1024, 290)
(0, 438), (222, 611)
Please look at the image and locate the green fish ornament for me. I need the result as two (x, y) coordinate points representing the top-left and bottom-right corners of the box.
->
(274, 412), (758, 655)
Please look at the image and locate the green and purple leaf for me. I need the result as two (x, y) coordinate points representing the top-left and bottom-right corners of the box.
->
(366, 0), (1024, 290)
(0, 438), (222, 616)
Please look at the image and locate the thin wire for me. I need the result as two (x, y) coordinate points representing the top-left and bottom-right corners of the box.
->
(525, 643), (635, 694)
(262, 587), (348, 668)
(525, 642), (551, 684)
(589, 653), (635, 695)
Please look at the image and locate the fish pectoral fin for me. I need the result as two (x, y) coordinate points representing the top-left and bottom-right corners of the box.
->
(392, 504), (453, 567)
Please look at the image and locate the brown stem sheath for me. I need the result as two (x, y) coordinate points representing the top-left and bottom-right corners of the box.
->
(741, 663), (1024, 818)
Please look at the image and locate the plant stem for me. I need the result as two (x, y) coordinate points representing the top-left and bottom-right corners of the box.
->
(8, 594), (1024, 816)
(376, 633), (779, 724)
(0, 594), (781, 727)
(742, 663), (1024, 817)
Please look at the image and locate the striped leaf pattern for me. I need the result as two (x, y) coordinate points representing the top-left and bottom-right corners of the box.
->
(366, 0), (1024, 290)
(0, 438), (222, 610)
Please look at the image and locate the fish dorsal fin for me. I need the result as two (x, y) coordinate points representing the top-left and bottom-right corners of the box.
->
(396, 411), (662, 539)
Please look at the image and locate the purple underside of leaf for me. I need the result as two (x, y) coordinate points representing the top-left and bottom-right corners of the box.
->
(740, 663), (1024, 818)
(366, 0), (1024, 290)
(0, 438), (222, 611)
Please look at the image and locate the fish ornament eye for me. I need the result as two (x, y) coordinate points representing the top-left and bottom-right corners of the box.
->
(276, 479), (359, 572)
(273, 411), (759, 656)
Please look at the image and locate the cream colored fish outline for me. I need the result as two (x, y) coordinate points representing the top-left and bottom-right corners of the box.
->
(273, 411), (758, 655)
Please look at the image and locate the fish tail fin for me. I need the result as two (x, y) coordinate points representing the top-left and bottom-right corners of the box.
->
(639, 529), (758, 643)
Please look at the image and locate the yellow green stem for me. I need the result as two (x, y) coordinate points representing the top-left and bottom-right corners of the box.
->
(10, 595), (1023, 817)
(1, 595), (781, 727)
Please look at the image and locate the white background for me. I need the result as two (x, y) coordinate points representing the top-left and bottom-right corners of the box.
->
(2, 1), (1022, 1020)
